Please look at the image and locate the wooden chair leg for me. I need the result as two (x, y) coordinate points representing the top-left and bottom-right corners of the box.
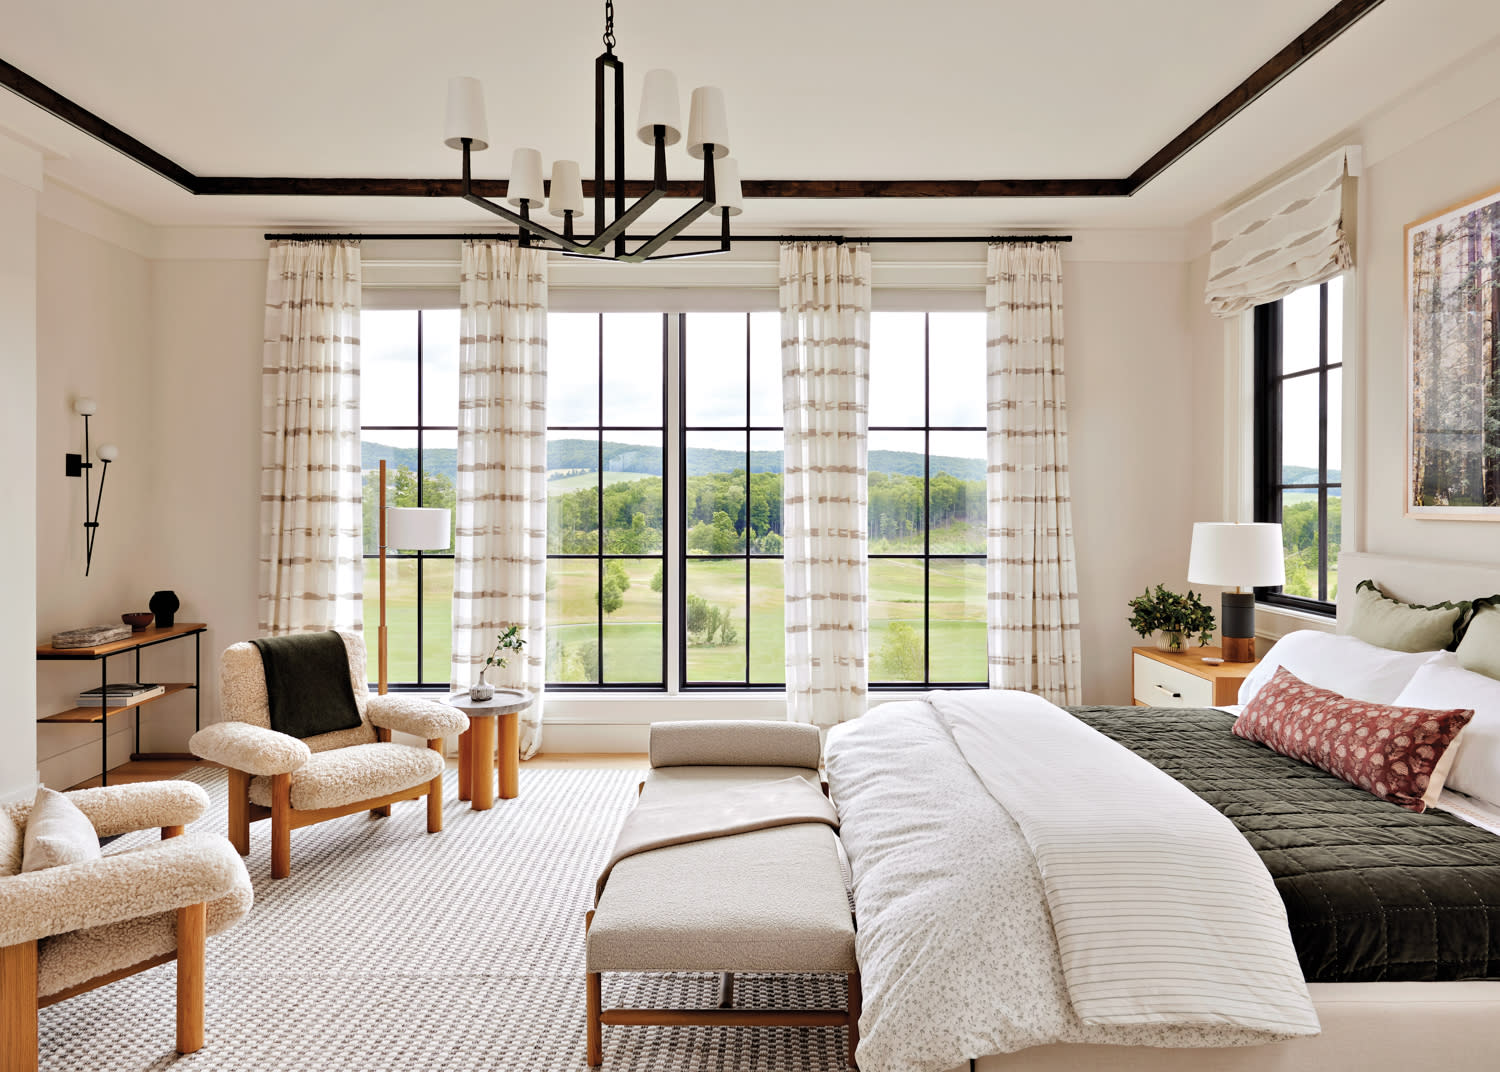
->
(175, 903), (206, 1054)
(847, 970), (862, 1070)
(1, 940), (38, 1072)
(426, 739), (444, 833)
(228, 769), (251, 856)
(161, 825), (184, 839)
(270, 772), (292, 880)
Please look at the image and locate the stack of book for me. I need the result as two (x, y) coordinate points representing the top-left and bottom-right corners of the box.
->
(77, 683), (165, 708)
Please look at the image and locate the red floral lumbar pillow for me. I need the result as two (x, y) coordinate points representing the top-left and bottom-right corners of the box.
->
(1233, 666), (1474, 811)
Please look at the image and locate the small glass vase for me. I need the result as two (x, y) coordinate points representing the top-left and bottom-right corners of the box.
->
(1155, 630), (1189, 654)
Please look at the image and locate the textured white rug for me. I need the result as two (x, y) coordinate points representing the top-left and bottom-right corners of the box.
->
(39, 766), (850, 1071)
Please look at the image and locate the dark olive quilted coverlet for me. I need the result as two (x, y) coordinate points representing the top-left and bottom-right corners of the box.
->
(1068, 705), (1500, 982)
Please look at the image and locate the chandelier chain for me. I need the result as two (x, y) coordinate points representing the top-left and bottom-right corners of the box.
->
(603, 0), (616, 53)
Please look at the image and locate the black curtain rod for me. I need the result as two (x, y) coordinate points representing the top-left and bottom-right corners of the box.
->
(261, 232), (1073, 244)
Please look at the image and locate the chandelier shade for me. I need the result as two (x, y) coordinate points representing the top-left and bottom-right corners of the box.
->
(443, 77), (489, 151)
(548, 160), (585, 218)
(715, 158), (743, 216)
(442, 0), (739, 262)
(686, 87), (730, 160)
(636, 69), (683, 145)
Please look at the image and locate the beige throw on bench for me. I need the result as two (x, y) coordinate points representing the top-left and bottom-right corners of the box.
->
(594, 776), (838, 903)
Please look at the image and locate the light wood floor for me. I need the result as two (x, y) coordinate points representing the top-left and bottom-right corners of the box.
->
(69, 752), (648, 791)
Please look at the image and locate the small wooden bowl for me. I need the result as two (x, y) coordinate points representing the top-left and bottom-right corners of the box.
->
(121, 612), (154, 632)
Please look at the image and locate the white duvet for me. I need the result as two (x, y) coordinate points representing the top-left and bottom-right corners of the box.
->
(825, 694), (1319, 1072)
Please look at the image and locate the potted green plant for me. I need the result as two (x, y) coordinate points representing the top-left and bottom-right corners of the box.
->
(470, 625), (526, 700)
(1127, 585), (1216, 653)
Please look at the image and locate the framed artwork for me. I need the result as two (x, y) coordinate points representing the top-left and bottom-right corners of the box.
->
(1406, 182), (1500, 519)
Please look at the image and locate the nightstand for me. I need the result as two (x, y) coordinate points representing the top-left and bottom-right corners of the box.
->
(1131, 646), (1257, 708)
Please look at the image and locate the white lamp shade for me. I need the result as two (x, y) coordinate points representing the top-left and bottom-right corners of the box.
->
(713, 157), (743, 216)
(443, 77), (489, 151)
(507, 147), (546, 207)
(686, 86), (729, 159)
(74, 397), (97, 416)
(548, 159), (585, 218)
(96, 444), (119, 462)
(1186, 522), (1286, 588)
(636, 69), (683, 145)
(386, 507), (451, 551)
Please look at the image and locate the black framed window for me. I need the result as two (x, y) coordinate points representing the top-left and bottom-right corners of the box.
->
(679, 312), (784, 687)
(545, 313), (667, 687)
(1253, 277), (1343, 613)
(360, 309), (459, 688)
(866, 312), (988, 687)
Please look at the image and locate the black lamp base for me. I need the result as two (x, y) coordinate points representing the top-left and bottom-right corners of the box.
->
(1221, 591), (1256, 662)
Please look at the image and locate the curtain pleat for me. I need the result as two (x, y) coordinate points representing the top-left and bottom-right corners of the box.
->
(986, 242), (1083, 704)
(258, 240), (364, 636)
(450, 241), (549, 758)
(780, 242), (871, 728)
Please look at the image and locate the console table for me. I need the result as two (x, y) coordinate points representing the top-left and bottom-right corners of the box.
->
(37, 623), (206, 786)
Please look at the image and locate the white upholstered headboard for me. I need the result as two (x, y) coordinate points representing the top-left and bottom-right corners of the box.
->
(1335, 552), (1500, 629)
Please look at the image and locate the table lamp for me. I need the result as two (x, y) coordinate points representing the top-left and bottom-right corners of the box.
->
(376, 458), (452, 694)
(1186, 522), (1285, 663)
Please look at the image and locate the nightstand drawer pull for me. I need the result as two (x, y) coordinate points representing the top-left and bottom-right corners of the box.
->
(1153, 683), (1182, 700)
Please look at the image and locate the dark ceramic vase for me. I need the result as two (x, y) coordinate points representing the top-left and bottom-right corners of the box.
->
(149, 590), (180, 628)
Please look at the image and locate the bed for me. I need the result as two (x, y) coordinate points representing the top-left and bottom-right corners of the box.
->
(825, 551), (1500, 1072)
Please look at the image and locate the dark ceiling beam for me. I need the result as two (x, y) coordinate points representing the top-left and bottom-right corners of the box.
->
(1125, 0), (1387, 193)
(0, 0), (1385, 202)
(0, 57), (197, 192)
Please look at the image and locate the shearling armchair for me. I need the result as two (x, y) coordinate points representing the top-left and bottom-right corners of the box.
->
(189, 631), (468, 879)
(0, 781), (253, 1071)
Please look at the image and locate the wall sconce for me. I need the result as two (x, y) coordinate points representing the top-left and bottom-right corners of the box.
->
(65, 398), (118, 576)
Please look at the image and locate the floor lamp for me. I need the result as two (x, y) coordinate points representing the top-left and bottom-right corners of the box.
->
(377, 458), (453, 694)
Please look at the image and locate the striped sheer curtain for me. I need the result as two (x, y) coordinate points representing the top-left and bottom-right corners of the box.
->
(986, 242), (1083, 704)
(780, 241), (872, 729)
(258, 240), (364, 636)
(450, 241), (549, 758)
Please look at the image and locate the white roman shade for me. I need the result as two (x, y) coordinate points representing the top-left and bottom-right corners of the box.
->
(1204, 145), (1360, 318)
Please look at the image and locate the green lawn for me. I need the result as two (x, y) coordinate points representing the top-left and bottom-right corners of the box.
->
(547, 470), (656, 491)
(369, 551), (988, 688)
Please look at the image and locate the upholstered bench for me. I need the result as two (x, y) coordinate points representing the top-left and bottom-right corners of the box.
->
(586, 720), (860, 1069)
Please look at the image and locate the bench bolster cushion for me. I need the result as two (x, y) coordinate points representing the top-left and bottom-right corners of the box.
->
(649, 720), (821, 770)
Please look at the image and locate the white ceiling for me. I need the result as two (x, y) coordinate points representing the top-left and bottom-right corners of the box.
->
(2, 0), (1499, 233)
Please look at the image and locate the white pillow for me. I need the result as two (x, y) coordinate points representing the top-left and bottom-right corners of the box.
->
(1238, 630), (1435, 707)
(1394, 652), (1500, 806)
(21, 787), (102, 872)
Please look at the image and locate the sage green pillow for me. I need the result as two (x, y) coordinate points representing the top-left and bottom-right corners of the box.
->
(1346, 580), (1466, 653)
(1457, 602), (1500, 681)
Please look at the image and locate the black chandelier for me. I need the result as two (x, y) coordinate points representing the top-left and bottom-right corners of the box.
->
(443, 0), (742, 262)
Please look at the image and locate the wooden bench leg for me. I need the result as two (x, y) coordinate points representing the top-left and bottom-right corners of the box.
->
(716, 972), (735, 1009)
(587, 971), (602, 1067)
(1, 940), (38, 1072)
(270, 772), (292, 880)
(426, 739), (444, 833)
(847, 971), (862, 1071)
(228, 769), (251, 856)
(176, 903), (206, 1054)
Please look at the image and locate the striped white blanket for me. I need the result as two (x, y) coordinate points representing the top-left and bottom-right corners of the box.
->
(931, 690), (1318, 1032)
(826, 693), (1319, 1072)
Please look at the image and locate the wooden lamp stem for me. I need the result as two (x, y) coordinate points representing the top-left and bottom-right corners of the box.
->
(378, 458), (388, 696)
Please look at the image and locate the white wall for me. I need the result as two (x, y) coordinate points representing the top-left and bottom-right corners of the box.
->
(1358, 93), (1500, 563)
(0, 136), (40, 802)
(33, 218), (166, 787)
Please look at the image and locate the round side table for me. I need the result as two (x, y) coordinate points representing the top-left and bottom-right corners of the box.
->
(443, 689), (534, 811)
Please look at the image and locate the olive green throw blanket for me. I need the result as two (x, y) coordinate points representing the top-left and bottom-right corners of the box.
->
(251, 631), (364, 740)
(1071, 705), (1500, 983)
